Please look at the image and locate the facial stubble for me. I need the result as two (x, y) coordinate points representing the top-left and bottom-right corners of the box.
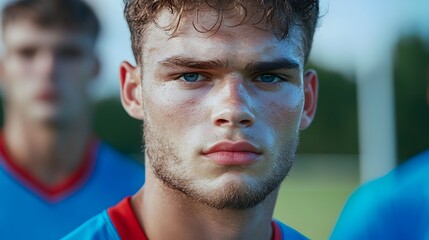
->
(144, 120), (298, 210)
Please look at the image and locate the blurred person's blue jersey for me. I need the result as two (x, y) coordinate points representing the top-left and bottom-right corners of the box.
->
(0, 136), (144, 240)
(63, 197), (308, 240)
(331, 150), (429, 240)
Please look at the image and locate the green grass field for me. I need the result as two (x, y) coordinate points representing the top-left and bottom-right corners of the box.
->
(273, 155), (360, 240)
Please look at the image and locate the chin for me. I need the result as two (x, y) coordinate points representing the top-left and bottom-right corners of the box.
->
(203, 182), (274, 210)
(188, 173), (280, 210)
(215, 171), (258, 185)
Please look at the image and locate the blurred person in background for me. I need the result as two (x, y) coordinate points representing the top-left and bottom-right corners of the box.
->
(0, 0), (144, 239)
(64, 0), (320, 239)
(331, 67), (429, 239)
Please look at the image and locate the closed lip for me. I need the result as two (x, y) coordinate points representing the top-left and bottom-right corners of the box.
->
(202, 141), (262, 154)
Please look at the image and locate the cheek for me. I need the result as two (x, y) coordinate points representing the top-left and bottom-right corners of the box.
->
(4, 61), (27, 81)
(264, 86), (304, 132)
(4, 71), (38, 99)
(143, 84), (206, 132)
(142, 85), (210, 157)
(260, 90), (303, 156)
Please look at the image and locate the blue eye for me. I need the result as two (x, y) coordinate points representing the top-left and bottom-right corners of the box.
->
(256, 74), (285, 83)
(179, 73), (202, 82)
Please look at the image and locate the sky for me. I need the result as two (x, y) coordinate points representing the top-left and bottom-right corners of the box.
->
(1, 0), (429, 98)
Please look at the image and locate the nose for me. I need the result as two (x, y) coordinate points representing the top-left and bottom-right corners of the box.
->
(211, 80), (255, 128)
(35, 51), (56, 80)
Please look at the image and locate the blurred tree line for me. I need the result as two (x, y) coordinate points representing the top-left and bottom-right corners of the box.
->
(0, 35), (427, 164)
(299, 64), (358, 155)
(301, 35), (429, 164)
(394, 36), (429, 163)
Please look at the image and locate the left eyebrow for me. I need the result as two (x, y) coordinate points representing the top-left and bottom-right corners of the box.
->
(159, 56), (228, 70)
(245, 59), (300, 72)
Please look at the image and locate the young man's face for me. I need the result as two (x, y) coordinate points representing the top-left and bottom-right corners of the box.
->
(122, 6), (318, 209)
(0, 20), (98, 125)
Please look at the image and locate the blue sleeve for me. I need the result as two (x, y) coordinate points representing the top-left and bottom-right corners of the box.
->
(331, 153), (429, 240)
(330, 182), (383, 240)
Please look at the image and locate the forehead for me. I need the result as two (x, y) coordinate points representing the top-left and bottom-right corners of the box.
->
(142, 6), (305, 68)
(2, 20), (94, 49)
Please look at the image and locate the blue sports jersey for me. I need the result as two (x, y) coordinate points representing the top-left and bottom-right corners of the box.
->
(331, 150), (429, 240)
(0, 136), (145, 240)
(63, 197), (308, 240)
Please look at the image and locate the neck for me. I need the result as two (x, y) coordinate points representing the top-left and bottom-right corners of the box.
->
(132, 167), (278, 240)
(2, 114), (92, 186)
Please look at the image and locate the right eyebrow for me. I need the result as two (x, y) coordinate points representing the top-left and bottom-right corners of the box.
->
(159, 56), (228, 70)
(245, 59), (300, 72)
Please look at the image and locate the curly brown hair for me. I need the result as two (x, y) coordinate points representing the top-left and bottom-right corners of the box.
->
(124, 0), (319, 65)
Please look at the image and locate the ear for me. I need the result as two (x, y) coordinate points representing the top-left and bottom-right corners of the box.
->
(119, 61), (144, 120)
(300, 69), (319, 130)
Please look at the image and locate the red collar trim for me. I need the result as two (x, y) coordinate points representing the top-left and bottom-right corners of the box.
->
(272, 220), (283, 240)
(0, 134), (98, 202)
(107, 197), (147, 240)
(108, 197), (282, 240)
